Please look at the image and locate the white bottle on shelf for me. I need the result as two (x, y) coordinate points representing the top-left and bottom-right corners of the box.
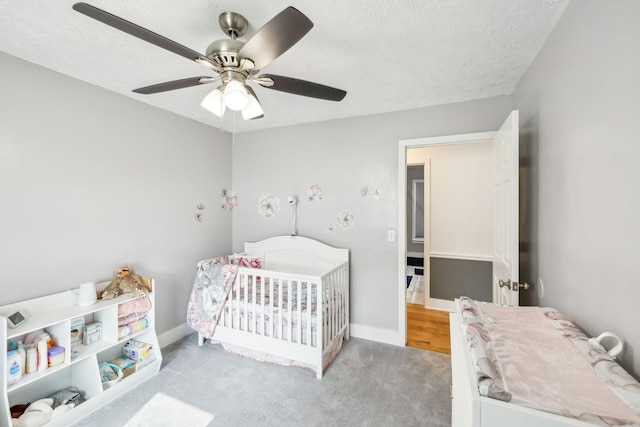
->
(37, 334), (49, 372)
(26, 345), (37, 373)
(17, 341), (26, 374)
(7, 350), (22, 385)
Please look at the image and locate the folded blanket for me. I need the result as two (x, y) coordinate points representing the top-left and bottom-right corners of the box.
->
(118, 317), (150, 339)
(186, 262), (239, 339)
(118, 295), (152, 317)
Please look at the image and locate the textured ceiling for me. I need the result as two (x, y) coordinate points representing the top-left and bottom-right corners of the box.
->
(0, 0), (569, 133)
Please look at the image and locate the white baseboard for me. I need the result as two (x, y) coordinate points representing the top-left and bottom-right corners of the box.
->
(158, 322), (406, 349)
(426, 298), (455, 312)
(158, 322), (193, 348)
(350, 323), (404, 347)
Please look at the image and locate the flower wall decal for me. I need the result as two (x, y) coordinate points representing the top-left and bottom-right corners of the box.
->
(308, 184), (323, 202)
(258, 193), (280, 219)
(337, 209), (355, 229)
(325, 224), (337, 235)
(370, 188), (385, 200)
(221, 190), (238, 211)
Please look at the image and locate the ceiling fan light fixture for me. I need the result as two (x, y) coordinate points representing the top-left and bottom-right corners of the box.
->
(223, 80), (249, 111)
(201, 87), (226, 117)
(242, 90), (264, 120)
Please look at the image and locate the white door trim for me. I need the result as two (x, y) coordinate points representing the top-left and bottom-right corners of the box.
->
(397, 131), (496, 346)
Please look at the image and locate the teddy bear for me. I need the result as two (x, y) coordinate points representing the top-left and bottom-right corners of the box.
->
(101, 266), (149, 300)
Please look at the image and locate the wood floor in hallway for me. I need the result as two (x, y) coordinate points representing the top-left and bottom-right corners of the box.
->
(406, 303), (451, 354)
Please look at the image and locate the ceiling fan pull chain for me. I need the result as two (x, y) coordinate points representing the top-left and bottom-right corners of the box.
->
(220, 92), (224, 132)
(232, 111), (236, 145)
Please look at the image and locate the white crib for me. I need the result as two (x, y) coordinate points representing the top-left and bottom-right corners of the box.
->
(197, 235), (349, 379)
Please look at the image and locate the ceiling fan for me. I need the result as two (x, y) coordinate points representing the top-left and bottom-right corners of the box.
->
(72, 3), (347, 120)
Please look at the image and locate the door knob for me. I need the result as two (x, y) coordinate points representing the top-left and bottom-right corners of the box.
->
(499, 279), (530, 291)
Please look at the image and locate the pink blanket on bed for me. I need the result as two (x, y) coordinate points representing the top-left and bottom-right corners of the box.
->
(479, 304), (640, 424)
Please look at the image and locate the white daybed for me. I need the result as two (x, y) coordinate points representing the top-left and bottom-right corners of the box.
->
(187, 235), (349, 379)
(450, 297), (640, 427)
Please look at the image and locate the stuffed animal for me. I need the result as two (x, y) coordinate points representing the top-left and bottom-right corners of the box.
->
(101, 266), (149, 300)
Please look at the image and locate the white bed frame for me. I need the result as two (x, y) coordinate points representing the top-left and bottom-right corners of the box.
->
(198, 235), (349, 379)
(450, 299), (593, 427)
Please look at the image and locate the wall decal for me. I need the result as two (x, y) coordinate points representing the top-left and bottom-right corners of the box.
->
(370, 188), (385, 200)
(221, 190), (238, 211)
(360, 186), (368, 197)
(307, 184), (323, 202)
(194, 203), (206, 221)
(337, 209), (355, 230)
(258, 193), (280, 219)
(325, 224), (337, 235)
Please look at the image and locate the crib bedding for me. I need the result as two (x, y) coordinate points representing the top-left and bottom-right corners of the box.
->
(218, 278), (343, 348)
(459, 297), (640, 426)
(188, 262), (335, 342)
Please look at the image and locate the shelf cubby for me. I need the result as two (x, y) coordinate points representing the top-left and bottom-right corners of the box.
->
(1, 278), (162, 427)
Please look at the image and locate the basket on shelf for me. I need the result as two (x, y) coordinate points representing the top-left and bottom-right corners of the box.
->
(98, 362), (123, 389)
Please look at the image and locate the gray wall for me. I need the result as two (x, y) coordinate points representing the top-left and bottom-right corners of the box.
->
(513, 0), (640, 378)
(430, 258), (492, 302)
(232, 96), (511, 333)
(0, 52), (233, 335)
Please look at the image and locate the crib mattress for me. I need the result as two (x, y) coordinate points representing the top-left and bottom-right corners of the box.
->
(458, 297), (640, 426)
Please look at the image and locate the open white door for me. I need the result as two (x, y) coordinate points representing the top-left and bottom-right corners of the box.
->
(422, 159), (430, 307)
(492, 111), (520, 306)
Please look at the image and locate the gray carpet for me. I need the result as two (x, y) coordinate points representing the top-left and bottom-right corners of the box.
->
(72, 333), (452, 426)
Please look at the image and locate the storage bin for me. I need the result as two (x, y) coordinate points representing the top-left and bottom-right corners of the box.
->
(98, 362), (123, 389)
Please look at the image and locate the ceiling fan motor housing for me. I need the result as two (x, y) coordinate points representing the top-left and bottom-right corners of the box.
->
(205, 38), (245, 69)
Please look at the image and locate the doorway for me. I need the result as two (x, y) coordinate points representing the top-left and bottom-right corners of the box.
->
(397, 110), (520, 346)
(407, 142), (494, 310)
(397, 131), (497, 346)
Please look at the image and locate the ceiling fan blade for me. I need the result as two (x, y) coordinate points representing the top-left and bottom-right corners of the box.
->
(73, 2), (204, 62)
(258, 74), (346, 101)
(237, 7), (313, 70)
(133, 77), (215, 95)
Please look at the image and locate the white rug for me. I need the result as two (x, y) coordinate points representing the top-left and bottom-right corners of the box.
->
(124, 392), (214, 427)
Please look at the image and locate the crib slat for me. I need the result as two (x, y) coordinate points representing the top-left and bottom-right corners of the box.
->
(259, 276), (264, 336)
(330, 280), (335, 343)
(331, 276), (340, 338)
(338, 271), (343, 332)
(252, 272), (257, 334)
(277, 277), (283, 341)
(296, 281), (302, 345)
(306, 282), (312, 348)
(243, 273), (249, 331)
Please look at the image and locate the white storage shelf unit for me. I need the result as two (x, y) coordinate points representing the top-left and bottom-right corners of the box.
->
(0, 279), (162, 427)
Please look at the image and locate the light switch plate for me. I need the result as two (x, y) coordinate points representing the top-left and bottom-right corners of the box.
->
(387, 229), (396, 242)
